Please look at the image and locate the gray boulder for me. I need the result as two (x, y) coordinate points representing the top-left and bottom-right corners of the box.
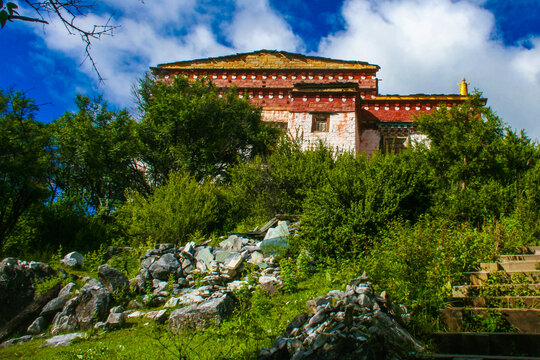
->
(181, 241), (196, 259)
(169, 292), (236, 333)
(41, 294), (72, 318)
(219, 235), (244, 252)
(40, 332), (84, 348)
(194, 247), (214, 272)
(259, 276), (424, 360)
(58, 282), (77, 297)
(50, 281), (110, 334)
(259, 275), (281, 295)
(98, 264), (129, 292)
(0, 258), (55, 328)
(129, 275), (146, 294)
(0, 335), (34, 349)
(60, 252), (84, 267)
(145, 309), (168, 324)
(223, 252), (244, 271)
(105, 312), (125, 330)
(27, 316), (47, 335)
(149, 253), (181, 281)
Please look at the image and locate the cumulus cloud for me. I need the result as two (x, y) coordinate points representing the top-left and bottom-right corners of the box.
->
(31, 0), (302, 109)
(318, 0), (540, 138)
(28, 0), (540, 138)
(226, 0), (303, 52)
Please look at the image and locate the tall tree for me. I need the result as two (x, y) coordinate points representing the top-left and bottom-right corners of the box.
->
(0, 89), (50, 244)
(51, 95), (148, 215)
(415, 93), (538, 222)
(139, 75), (279, 184)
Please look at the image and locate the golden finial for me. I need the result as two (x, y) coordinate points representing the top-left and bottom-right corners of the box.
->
(458, 77), (469, 95)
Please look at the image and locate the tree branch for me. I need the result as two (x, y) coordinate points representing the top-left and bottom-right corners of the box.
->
(8, 14), (48, 23)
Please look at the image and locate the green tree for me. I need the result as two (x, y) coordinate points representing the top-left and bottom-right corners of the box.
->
(139, 75), (279, 184)
(415, 93), (538, 223)
(51, 95), (148, 215)
(0, 89), (50, 245)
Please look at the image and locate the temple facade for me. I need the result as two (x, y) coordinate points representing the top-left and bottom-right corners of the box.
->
(152, 50), (471, 155)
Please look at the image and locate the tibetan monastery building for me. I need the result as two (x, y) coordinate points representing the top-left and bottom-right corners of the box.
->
(152, 50), (473, 155)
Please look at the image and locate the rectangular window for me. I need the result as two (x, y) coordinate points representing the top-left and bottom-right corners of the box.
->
(312, 113), (329, 132)
(383, 136), (408, 153)
(275, 122), (287, 130)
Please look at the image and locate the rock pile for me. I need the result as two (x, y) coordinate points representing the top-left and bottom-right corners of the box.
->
(0, 220), (295, 348)
(133, 227), (290, 308)
(0, 258), (55, 328)
(49, 279), (111, 335)
(259, 275), (424, 360)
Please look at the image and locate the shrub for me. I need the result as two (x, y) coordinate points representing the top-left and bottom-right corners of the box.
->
(361, 217), (524, 335)
(297, 150), (432, 259)
(117, 171), (229, 245)
(228, 136), (335, 226)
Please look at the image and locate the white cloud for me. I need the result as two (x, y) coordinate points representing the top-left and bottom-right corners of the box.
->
(318, 0), (540, 138)
(29, 0), (302, 112)
(27, 0), (540, 138)
(34, 7), (233, 107)
(226, 0), (303, 52)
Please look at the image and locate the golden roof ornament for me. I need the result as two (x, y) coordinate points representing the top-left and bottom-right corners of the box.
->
(458, 77), (469, 95)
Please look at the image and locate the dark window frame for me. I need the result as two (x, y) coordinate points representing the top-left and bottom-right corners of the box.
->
(311, 113), (330, 132)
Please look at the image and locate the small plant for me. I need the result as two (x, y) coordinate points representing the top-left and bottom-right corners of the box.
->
(279, 257), (298, 293)
(166, 273), (175, 294)
(460, 309), (514, 333)
(50, 245), (63, 267)
(296, 249), (313, 281)
(35, 274), (69, 296)
(83, 245), (107, 273)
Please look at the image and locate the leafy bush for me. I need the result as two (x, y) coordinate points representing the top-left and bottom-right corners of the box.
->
(228, 136), (335, 227)
(297, 150), (432, 259)
(117, 171), (229, 245)
(360, 217), (525, 335)
(2, 199), (121, 260)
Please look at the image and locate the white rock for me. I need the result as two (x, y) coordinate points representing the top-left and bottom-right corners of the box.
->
(60, 252), (84, 267)
(164, 297), (180, 308)
(40, 333), (84, 348)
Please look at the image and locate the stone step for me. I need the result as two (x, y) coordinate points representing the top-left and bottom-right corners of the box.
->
(480, 261), (540, 272)
(452, 284), (540, 298)
(516, 246), (540, 255)
(464, 271), (540, 286)
(449, 296), (540, 308)
(439, 308), (540, 333)
(500, 254), (540, 262)
(430, 332), (540, 357)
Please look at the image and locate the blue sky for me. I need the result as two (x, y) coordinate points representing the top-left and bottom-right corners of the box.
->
(1, 0), (540, 138)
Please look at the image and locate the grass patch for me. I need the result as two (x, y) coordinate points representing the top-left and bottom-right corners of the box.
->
(0, 266), (362, 360)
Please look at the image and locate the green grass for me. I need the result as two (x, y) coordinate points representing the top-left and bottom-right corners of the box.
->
(0, 266), (362, 360)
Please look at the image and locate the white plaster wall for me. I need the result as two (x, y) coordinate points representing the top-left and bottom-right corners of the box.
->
(261, 110), (289, 124)
(357, 129), (381, 156)
(288, 112), (357, 153)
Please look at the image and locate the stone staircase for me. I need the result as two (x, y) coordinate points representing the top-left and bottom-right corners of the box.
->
(427, 246), (540, 360)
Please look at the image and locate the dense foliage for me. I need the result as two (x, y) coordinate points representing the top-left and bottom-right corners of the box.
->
(0, 90), (50, 246)
(118, 172), (228, 245)
(138, 76), (280, 184)
(50, 95), (148, 215)
(1, 82), (539, 345)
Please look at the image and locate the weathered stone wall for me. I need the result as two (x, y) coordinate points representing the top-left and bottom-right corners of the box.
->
(154, 51), (471, 155)
(289, 112), (357, 153)
(357, 129), (381, 156)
